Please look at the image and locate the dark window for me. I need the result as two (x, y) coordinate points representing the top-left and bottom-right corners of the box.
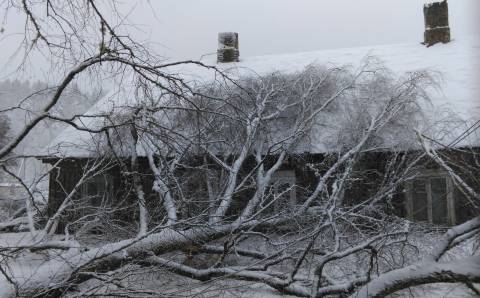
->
(262, 171), (296, 215)
(454, 187), (475, 224)
(431, 177), (448, 224)
(410, 176), (449, 225)
(82, 174), (112, 208)
(412, 179), (428, 222)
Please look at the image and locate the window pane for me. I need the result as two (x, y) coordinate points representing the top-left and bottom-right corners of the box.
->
(87, 183), (98, 197)
(431, 177), (447, 224)
(454, 187), (473, 224)
(412, 179), (428, 222)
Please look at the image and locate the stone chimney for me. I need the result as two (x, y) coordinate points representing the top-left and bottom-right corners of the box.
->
(423, 0), (450, 46)
(217, 32), (239, 63)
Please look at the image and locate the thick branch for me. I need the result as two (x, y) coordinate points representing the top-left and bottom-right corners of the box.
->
(351, 256), (480, 298)
(0, 55), (108, 160)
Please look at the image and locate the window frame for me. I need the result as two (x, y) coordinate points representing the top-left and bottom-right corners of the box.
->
(405, 169), (456, 225)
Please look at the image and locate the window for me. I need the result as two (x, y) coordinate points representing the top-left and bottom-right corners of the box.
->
(262, 170), (297, 214)
(81, 174), (113, 208)
(406, 171), (455, 225)
(454, 186), (476, 224)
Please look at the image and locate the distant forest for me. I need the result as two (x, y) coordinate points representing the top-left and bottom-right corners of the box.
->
(0, 80), (104, 155)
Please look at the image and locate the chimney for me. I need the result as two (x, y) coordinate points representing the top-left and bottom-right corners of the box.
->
(423, 0), (450, 46)
(217, 32), (239, 63)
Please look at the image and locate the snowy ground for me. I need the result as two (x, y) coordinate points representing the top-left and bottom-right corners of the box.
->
(0, 231), (478, 297)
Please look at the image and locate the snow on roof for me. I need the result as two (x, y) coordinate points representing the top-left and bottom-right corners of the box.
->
(46, 36), (480, 157)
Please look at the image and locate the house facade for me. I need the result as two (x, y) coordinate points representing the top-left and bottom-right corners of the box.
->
(42, 1), (479, 229)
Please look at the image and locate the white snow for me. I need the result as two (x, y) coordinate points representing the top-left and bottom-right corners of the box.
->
(1, 229), (476, 298)
(47, 36), (480, 157)
(0, 183), (21, 187)
(353, 256), (480, 298)
(424, 1), (443, 8)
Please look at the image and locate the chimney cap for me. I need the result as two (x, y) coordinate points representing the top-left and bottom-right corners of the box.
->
(217, 32), (239, 63)
(218, 32), (239, 48)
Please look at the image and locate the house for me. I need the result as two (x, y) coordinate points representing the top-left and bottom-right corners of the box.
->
(42, 1), (480, 229)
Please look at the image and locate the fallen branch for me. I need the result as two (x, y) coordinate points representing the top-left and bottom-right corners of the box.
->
(1, 220), (287, 297)
(144, 255), (311, 297)
(0, 217), (29, 231)
(351, 256), (480, 298)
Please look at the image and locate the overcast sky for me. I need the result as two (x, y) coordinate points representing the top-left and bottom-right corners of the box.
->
(0, 0), (478, 78)
(139, 0), (479, 60)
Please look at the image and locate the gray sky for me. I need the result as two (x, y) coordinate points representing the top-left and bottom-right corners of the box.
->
(0, 0), (478, 78)
(133, 0), (479, 60)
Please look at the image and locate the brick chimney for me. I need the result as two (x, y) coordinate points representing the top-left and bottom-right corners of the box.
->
(423, 0), (451, 46)
(217, 32), (239, 63)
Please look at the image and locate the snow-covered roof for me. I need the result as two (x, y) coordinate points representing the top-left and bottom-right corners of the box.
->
(46, 36), (480, 157)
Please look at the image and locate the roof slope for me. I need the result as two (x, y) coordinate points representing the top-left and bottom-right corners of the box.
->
(47, 36), (480, 157)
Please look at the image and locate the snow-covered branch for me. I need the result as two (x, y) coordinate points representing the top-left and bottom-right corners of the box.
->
(352, 256), (480, 298)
